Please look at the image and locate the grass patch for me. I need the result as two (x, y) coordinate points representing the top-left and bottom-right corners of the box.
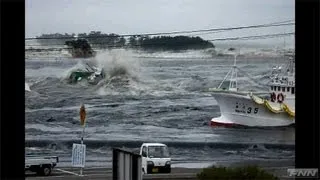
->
(197, 165), (279, 180)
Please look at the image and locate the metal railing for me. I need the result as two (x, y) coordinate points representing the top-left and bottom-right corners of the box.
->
(113, 148), (142, 180)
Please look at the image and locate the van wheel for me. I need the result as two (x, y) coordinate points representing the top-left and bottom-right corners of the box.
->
(142, 168), (145, 174)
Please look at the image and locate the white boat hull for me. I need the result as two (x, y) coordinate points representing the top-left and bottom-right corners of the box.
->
(211, 91), (295, 127)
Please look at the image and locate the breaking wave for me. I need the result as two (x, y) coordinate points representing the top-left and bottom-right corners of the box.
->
(62, 50), (141, 88)
(129, 47), (292, 59)
(94, 49), (140, 79)
(25, 139), (295, 150)
(25, 82), (31, 91)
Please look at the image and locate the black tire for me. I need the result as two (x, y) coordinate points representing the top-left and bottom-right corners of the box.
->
(29, 166), (38, 173)
(167, 168), (171, 173)
(38, 165), (52, 176)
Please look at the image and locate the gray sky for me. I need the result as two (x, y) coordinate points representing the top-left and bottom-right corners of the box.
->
(26, 0), (294, 46)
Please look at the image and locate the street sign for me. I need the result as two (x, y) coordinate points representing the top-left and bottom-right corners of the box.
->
(71, 143), (86, 168)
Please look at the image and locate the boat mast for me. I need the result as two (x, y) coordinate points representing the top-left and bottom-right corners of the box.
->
(229, 54), (238, 91)
(217, 48), (239, 91)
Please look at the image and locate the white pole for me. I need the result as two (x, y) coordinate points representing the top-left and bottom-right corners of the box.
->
(80, 125), (85, 176)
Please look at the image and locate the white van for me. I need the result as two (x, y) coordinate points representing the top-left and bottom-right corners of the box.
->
(140, 143), (171, 174)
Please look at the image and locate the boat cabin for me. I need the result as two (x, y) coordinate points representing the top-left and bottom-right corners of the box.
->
(268, 56), (295, 103)
(270, 75), (295, 93)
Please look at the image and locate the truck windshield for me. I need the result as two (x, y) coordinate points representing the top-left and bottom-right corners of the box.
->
(148, 146), (170, 158)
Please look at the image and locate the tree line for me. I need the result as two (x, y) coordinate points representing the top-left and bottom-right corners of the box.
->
(36, 31), (215, 51)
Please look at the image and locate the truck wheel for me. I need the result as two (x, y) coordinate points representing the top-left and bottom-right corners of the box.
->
(39, 166), (52, 176)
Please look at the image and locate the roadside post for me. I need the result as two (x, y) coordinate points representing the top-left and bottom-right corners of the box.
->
(71, 104), (87, 176)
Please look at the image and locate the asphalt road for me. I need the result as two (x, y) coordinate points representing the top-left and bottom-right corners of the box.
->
(25, 167), (201, 180)
(25, 166), (294, 180)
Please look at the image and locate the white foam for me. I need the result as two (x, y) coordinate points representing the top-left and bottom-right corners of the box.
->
(133, 49), (214, 59)
(93, 49), (140, 79)
(25, 124), (73, 132)
(26, 67), (70, 79)
(171, 162), (215, 169)
(25, 104), (96, 113)
(25, 82), (31, 91)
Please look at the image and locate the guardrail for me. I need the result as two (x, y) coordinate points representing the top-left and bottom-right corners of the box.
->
(113, 148), (142, 180)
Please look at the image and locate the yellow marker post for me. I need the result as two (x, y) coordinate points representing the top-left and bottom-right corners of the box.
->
(80, 104), (86, 127)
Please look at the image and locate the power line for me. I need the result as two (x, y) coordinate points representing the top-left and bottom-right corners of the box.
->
(25, 32), (294, 52)
(208, 32), (294, 41)
(25, 32), (295, 48)
(25, 20), (294, 40)
(189, 30), (232, 37)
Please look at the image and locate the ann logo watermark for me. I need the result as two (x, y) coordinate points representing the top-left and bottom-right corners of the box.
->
(287, 168), (318, 178)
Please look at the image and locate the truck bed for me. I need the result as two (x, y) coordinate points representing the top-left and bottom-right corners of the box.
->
(25, 156), (59, 176)
(25, 156), (59, 167)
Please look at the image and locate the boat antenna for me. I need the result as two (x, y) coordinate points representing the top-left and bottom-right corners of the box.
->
(228, 51), (238, 91)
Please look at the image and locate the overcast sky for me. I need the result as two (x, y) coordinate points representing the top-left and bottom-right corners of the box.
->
(26, 0), (294, 46)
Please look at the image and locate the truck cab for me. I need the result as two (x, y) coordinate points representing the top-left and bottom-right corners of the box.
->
(140, 143), (171, 174)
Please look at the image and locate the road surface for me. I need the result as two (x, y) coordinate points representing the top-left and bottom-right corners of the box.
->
(25, 166), (294, 180)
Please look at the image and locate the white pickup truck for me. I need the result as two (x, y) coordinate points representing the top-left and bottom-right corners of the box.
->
(140, 143), (171, 174)
(25, 156), (59, 176)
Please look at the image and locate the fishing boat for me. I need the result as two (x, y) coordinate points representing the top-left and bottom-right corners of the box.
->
(208, 52), (295, 127)
(68, 63), (105, 85)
